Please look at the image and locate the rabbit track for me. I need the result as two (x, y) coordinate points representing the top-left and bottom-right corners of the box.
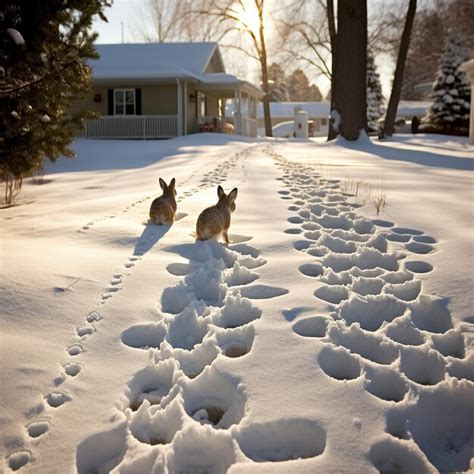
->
(70, 145), (307, 473)
(77, 146), (251, 233)
(12, 146), (255, 472)
(268, 146), (473, 473)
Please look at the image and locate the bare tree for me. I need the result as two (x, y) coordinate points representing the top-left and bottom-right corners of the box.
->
(326, 0), (337, 140)
(190, 0), (273, 136)
(135, 0), (274, 135)
(277, 0), (332, 80)
(333, 0), (367, 140)
(134, 0), (220, 43)
(383, 0), (417, 137)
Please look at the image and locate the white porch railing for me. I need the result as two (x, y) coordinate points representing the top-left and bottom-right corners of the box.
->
(79, 115), (178, 139)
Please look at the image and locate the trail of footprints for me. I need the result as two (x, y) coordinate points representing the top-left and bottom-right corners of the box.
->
(6, 149), (253, 472)
(105, 236), (326, 472)
(78, 147), (247, 233)
(269, 147), (473, 474)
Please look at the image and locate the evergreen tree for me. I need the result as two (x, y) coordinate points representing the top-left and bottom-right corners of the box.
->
(0, 0), (110, 204)
(288, 69), (323, 102)
(265, 63), (289, 102)
(426, 34), (470, 131)
(367, 54), (383, 134)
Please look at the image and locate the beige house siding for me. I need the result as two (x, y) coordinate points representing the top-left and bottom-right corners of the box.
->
(71, 83), (178, 116)
(204, 52), (225, 74)
(142, 84), (177, 115)
(70, 85), (108, 115)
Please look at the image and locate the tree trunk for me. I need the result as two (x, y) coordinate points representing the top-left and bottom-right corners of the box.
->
(383, 0), (417, 137)
(326, 0), (338, 141)
(334, 0), (368, 141)
(258, 8), (272, 137)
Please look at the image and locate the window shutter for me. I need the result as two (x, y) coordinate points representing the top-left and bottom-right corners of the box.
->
(135, 88), (142, 115)
(107, 89), (114, 115)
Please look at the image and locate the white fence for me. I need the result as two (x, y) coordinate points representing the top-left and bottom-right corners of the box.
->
(79, 115), (178, 139)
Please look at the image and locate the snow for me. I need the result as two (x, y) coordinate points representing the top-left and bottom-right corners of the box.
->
(93, 43), (219, 80)
(1, 133), (473, 473)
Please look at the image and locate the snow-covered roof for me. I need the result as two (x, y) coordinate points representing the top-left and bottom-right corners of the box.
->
(199, 73), (264, 96)
(91, 43), (263, 96)
(392, 101), (431, 117)
(258, 101), (331, 118)
(93, 43), (223, 81)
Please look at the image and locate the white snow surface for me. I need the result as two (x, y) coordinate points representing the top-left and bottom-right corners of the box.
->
(1, 133), (473, 473)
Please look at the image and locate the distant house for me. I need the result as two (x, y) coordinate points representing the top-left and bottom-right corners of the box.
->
(235, 101), (330, 137)
(74, 43), (263, 139)
(394, 100), (431, 120)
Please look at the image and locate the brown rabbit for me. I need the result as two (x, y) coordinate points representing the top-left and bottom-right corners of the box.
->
(196, 185), (238, 243)
(149, 178), (177, 225)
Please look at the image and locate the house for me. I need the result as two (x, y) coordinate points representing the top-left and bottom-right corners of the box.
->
(224, 101), (330, 137)
(255, 101), (330, 136)
(74, 43), (264, 139)
(393, 100), (431, 120)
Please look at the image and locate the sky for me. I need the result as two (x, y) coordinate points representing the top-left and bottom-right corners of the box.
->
(91, 0), (395, 100)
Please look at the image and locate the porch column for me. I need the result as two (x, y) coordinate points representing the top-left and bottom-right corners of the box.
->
(183, 81), (187, 135)
(177, 79), (183, 136)
(234, 88), (242, 135)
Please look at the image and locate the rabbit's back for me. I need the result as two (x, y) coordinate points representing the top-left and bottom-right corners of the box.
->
(196, 205), (230, 240)
(150, 196), (176, 225)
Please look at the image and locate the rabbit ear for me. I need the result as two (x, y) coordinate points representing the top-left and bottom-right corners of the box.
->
(159, 178), (167, 190)
(228, 188), (238, 201)
(217, 185), (225, 199)
(169, 178), (176, 190)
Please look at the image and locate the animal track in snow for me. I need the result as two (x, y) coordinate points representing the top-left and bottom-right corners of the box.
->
(64, 362), (82, 377)
(368, 438), (434, 474)
(399, 347), (446, 386)
(7, 451), (32, 471)
(404, 260), (433, 273)
(67, 344), (83, 356)
(317, 345), (362, 381)
(121, 322), (167, 349)
(236, 419), (326, 462)
(364, 366), (409, 403)
(293, 316), (329, 338)
(46, 392), (72, 408)
(272, 148), (471, 472)
(26, 421), (50, 438)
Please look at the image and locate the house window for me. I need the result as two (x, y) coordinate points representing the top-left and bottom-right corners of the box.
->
(114, 89), (135, 115)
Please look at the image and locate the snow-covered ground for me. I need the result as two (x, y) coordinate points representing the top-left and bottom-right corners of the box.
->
(1, 133), (473, 473)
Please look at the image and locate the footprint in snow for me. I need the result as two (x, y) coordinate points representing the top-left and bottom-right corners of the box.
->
(67, 344), (83, 356)
(26, 421), (50, 438)
(7, 451), (32, 471)
(64, 362), (82, 377)
(46, 392), (72, 408)
(240, 284), (288, 300)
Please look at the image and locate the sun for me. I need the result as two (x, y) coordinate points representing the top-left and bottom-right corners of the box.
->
(235, 0), (262, 36)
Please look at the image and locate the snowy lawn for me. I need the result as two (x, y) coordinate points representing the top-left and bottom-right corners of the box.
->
(1, 133), (473, 473)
